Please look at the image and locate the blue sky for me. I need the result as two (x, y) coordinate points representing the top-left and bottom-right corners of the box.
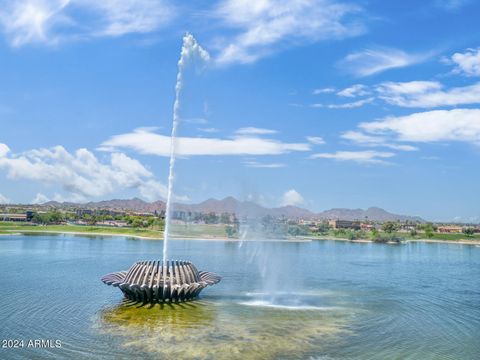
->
(0, 0), (479, 222)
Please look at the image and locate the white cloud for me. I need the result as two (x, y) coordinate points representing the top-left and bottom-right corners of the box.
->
(450, 48), (480, 77)
(306, 136), (325, 145)
(0, 143), (177, 202)
(376, 81), (480, 108)
(312, 87), (336, 95)
(312, 97), (374, 109)
(85, 0), (175, 37)
(337, 84), (370, 97)
(32, 193), (50, 204)
(243, 161), (286, 168)
(0, 143), (10, 157)
(139, 180), (189, 202)
(341, 131), (418, 151)
(0, 0), (175, 47)
(235, 127), (277, 135)
(339, 47), (430, 77)
(100, 127), (310, 156)
(0, 193), (10, 204)
(311, 150), (395, 164)
(280, 189), (304, 206)
(213, 0), (365, 65)
(198, 127), (220, 133)
(359, 108), (480, 144)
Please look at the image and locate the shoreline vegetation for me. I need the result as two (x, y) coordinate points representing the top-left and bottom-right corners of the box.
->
(1, 223), (479, 246)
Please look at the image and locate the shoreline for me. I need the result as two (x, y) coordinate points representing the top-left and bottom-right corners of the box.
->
(302, 235), (480, 246)
(0, 229), (312, 243)
(1, 229), (479, 245)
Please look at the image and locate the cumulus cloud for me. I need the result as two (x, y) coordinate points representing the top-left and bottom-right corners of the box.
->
(0, 143), (10, 157)
(339, 47), (430, 77)
(306, 136), (325, 145)
(0, 0), (175, 47)
(358, 108), (480, 144)
(312, 87), (336, 95)
(32, 193), (50, 204)
(449, 48), (480, 77)
(0, 143), (178, 202)
(311, 150), (395, 164)
(321, 79), (480, 109)
(312, 97), (374, 109)
(341, 131), (418, 151)
(376, 80), (480, 108)
(0, 193), (10, 204)
(337, 84), (370, 97)
(100, 127), (310, 156)
(213, 0), (365, 65)
(280, 189), (304, 206)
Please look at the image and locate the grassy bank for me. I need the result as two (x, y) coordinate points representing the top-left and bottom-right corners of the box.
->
(0, 222), (230, 239)
(318, 229), (480, 243)
(1, 222), (479, 244)
(0, 222), (165, 238)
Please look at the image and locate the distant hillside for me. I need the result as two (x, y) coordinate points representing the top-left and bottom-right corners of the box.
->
(42, 197), (424, 222)
(317, 207), (424, 222)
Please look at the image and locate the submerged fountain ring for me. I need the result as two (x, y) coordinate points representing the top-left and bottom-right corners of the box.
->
(101, 260), (221, 303)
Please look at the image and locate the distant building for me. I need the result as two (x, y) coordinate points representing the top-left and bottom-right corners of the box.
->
(0, 213), (28, 222)
(76, 209), (94, 217)
(329, 219), (361, 230)
(399, 224), (417, 232)
(437, 226), (463, 233)
(360, 223), (374, 231)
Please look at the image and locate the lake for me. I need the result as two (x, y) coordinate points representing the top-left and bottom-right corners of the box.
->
(0, 234), (479, 359)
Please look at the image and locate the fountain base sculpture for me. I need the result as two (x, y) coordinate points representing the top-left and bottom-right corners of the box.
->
(101, 260), (221, 303)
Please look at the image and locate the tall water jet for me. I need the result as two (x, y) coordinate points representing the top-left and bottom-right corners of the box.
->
(102, 34), (218, 304)
(163, 33), (210, 265)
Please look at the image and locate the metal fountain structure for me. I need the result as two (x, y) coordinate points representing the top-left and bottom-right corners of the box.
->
(101, 260), (221, 303)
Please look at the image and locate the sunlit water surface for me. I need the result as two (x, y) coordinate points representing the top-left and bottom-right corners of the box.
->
(0, 234), (479, 359)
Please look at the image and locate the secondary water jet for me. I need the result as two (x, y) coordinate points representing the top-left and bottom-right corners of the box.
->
(102, 34), (219, 303)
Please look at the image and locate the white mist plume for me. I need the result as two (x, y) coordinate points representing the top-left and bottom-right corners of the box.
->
(163, 33), (210, 265)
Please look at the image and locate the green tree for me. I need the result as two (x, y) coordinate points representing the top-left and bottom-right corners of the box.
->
(422, 223), (435, 238)
(220, 213), (231, 224)
(225, 225), (237, 238)
(382, 221), (398, 234)
(316, 222), (330, 235)
(463, 227), (475, 237)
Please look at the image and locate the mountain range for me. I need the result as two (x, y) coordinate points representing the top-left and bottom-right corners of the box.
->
(42, 197), (424, 222)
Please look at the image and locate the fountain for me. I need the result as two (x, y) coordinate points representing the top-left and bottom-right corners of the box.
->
(101, 260), (221, 303)
(101, 34), (219, 303)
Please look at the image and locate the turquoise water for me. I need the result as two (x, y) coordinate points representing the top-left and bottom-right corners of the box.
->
(0, 234), (479, 359)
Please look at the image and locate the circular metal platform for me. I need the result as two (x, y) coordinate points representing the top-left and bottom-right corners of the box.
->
(101, 260), (221, 303)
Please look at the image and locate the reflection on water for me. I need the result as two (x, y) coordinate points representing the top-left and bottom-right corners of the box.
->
(98, 295), (351, 360)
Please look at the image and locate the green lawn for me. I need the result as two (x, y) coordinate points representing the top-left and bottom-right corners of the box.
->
(170, 223), (228, 238)
(407, 232), (480, 241)
(320, 229), (480, 242)
(0, 222), (229, 239)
